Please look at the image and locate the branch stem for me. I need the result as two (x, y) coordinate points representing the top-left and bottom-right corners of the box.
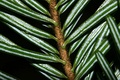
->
(49, 0), (75, 80)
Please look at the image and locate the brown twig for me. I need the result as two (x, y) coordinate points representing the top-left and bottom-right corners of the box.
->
(49, 0), (75, 80)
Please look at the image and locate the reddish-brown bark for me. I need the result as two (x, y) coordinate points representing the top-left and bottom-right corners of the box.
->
(49, 0), (75, 80)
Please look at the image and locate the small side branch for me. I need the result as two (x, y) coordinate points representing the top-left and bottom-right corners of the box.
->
(49, 0), (75, 80)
